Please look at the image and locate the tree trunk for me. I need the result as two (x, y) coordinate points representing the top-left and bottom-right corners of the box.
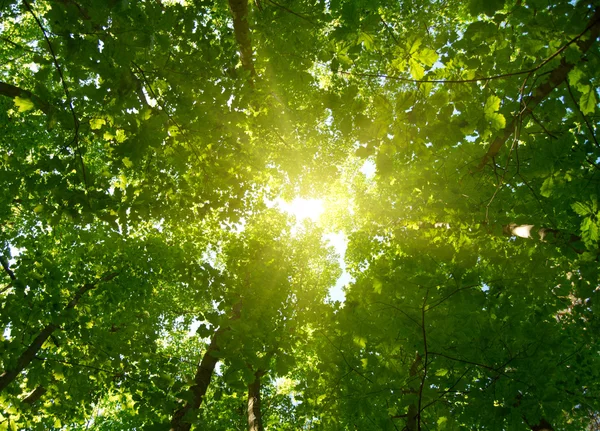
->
(0, 272), (118, 393)
(169, 329), (223, 431)
(247, 370), (265, 431)
(404, 352), (422, 431)
(170, 303), (242, 431)
(477, 7), (600, 170)
(228, 0), (256, 76)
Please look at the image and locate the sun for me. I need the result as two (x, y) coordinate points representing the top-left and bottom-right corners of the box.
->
(277, 197), (325, 222)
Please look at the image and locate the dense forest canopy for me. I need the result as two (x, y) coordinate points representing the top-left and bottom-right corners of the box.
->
(1, 0), (600, 429)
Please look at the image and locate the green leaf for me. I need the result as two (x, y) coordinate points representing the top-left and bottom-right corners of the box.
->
(568, 68), (583, 87)
(353, 336), (367, 348)
(416, 48), (438, 67)
(469, 0), (505, 16)
(409, 59), (424, 80)
(90, 118), (106, 130)
(540, 176), (554, 198)
(14, 96), (35, 112)
(373, 279), (382, 294)
(579, 89), (597, 115)
(488, 112), (506, 130)
(484, 95), (501, 116)
(572, 202), (590, 216)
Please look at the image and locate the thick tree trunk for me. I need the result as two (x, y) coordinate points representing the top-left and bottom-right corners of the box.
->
(0, 272), (118, 393)
(247, 370), (265, 431)
(169, 330), (223, 431)
(478, 7), (600, 170)
(228, 0), (256, 76)
(170, 303), (242, 431)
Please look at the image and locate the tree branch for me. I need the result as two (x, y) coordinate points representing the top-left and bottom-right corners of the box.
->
(0, 255), (16, 282)
(477, 7), (600, 170)
(21, 386), (46, 404)
(22, 0), (87, 189)
(265, 0), (314, 25)
(0, 271), (119, 393)
(0, 81), (52, 115)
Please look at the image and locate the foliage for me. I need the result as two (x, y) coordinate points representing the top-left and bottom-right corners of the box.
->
(1, 0), (600, 430)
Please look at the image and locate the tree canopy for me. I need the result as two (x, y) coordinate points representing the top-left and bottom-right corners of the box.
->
(1, 0), (600, 430)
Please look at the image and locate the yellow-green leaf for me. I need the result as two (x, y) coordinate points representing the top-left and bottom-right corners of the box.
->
(115, 129), (127, 143)
(122, 157), (133, 168)
(353, 336), (367, 348)
(484, 95), (501, 116)
(488, 112), (506, 130)
(14, 96), (35, 112)
(416, 48), (438, 67)
(373, 279), (382, 294)
(409, 59), (424, 80)
(580, 89), (597, 115)
(90, 118), (106, 130)
(568, 68), (583, 87)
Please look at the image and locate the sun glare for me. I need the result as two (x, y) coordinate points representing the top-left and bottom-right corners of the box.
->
(278, 198), (325, 222)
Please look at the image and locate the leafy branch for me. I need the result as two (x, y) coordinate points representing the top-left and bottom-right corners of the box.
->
(22, 0), (88, 190)
(477, 7), (600, 170)
(0, 271), (120, 393)
(0, 81), (52, 114)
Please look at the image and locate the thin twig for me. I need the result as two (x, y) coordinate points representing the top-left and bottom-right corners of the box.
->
(339, 8), (600, 86)
(379, 16), (399, 45)
(566, 81), (600, 149)
(22, 0), (88, 191)
(319, 330), (374, 384)
(265, 0), (314, 25)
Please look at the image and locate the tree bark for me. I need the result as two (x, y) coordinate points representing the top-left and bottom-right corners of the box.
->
(169, 329), (223, 431)
(247, 370), (265, 431)
(228, 0), (256, 77)
(0, 272), (119, 393)
(477, 7), (600, 170)
(169, 303), (242, 431)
